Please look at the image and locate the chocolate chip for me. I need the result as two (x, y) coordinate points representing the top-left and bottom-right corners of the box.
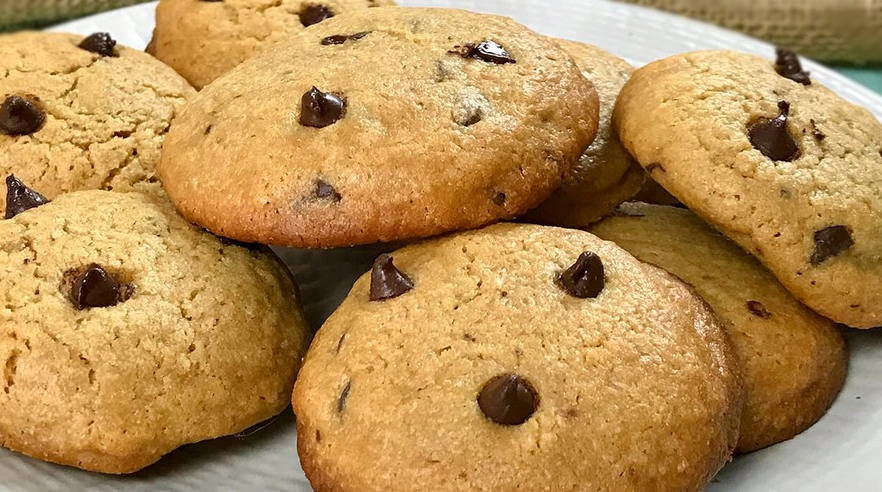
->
(774, 48), (811, 86)
(300, 87), (346, 128)
(0, 95), (45, 136)
(337, 380), (351, 413)
(450, 40), (516, 64)
(72, 264), (121, 310)
(749, 101), (800, 162)
(321, 31), (370, 45)
(811, 225), (853, 265)
(5, 175), (49, 219)
(369, 254), (413, 301)
(645, 162), (665, 173)
(300, 4), (334, 27)
(557, 252), (605, 299)
(746, 300), (772, 319)
(478, 373), (538, 426)
(492, 191), (506, 206)
(314, 179), (342, 202)
(809, 119), (825, 141)
(78, 32), (117, 57)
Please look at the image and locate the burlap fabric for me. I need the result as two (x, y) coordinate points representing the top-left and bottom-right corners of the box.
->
(0, 0), (146, 30)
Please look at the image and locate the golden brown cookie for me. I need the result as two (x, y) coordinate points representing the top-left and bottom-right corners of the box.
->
(591, 202), (847, 453)
(0, 31), (194, 216)
(523, 39), (644, 227)
(0, 184), (310, 473)
(147, 0), (396, 89)
(293, 223), (742, 492)
(158, 7), (599, 248)
(614, 49), (882, 328)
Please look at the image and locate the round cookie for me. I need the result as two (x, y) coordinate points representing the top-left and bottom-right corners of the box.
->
(613, 49), (882, 328)
(147, 0), (397, 90)
(158, 7), (600, 248)
(591, 202), (847, 453)
(522, 39), (644, 227)
(631, 175), (680, 206)
(0, 32), (194, 216)
(0, 183), (310, 473)
(293, 223), (742, 492)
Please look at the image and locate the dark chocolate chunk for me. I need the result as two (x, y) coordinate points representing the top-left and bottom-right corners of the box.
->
(749, 101), (800, 162)
(369, 254), (413, 301)
(0, 95), (45, 136)
(300, 87), (346, 128)
(314, 179), (342, 202)
(557, 251), (605, 299)
(78, 32), (117, 57)
(809, 119), (826, 141)
(337, 380), (351, 413)
(450, 40), (516, 64)
(746, 300), (772, 319)
(72, 264), (121, 309)
(321, 31), (370, 45)
(5, 175), (49, 219)
(810, 225), (853, 265)
(300, 4), (334, 27)
(478, 373), (538, 426)
(492, 191), (506, 206)
(774, 48), (811, 86)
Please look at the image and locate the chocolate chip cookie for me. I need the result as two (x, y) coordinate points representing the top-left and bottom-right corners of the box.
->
(592, 203), (847, 453)
(293, 223), (742, 492)
(0, 181), (310, 473)
(614, 49), (882, 328)
(147, 0), (396, 90)
(522, 39), (644, 227)
(158, 7), (599, 248)
(0, 32), (194, 217)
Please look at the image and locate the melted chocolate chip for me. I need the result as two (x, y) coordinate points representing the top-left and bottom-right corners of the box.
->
(492, 191), (506, 206)
(300, 4), (334, 27)
(369, 254), (413, 301)
(557, 252), (605, 299)
(72, 264), (121, 309)
(78, 32), (117, 57)
(321, 31), (370, 45)
(5, 175), (48, 219)
(337, 380), (351, 413)
(749, 101), (800, 162)
(774, 48), (811, 86)
(450, 40), (516, 64)
(0, 95), (45, 136)
(300, 87), (346, 128)
(314, 179), (342, 202)
(809, 119), (826, 141)
(478, 373), (538, 426)
(811, 225), (853, 265)
(746, 300), (772, 319)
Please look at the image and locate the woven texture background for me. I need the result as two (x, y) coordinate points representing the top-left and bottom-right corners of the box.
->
(0, 0), (147, 30)
(615, 0), (882, 63)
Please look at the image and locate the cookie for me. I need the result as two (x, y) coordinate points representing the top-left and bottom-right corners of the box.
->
(0, 182), (310, 473)
(293, 223), (742, 492)
(591, 202), (847, 453)
(0, 31), (194, 217)
(158, 7), (599, 248)
(614, 49), (882, 328)
(631, 174), (680, 206)
(522, 39), (644, 227)
(147, 0), (396, 90)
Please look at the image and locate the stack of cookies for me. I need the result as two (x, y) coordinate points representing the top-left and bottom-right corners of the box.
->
(2, 1), (880, 490)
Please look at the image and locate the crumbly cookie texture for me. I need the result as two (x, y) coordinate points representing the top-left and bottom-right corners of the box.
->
(0, 190), (310, 474)
(592, 203), (847, 453)
(293, 223), (742, 492)
(523, 39), (644, 227)
(0, 32), (194, 215)
(158, 7), (599, 248)
(148, 0), (397, 89)
(614, 49), (882, 328)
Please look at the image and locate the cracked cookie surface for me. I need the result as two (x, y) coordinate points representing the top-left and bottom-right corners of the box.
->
(148, 0), (397, 89)
(592, 203), (847, 453)
(614, 50), (882, 328)
(0, 190), (310, 473)
(293, 223), (741, 492)
(0, 32), (194, 216)
(159, 7), (599, 248)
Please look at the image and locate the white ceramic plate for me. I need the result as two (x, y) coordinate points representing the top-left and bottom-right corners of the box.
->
(4, 1), (873, 491)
